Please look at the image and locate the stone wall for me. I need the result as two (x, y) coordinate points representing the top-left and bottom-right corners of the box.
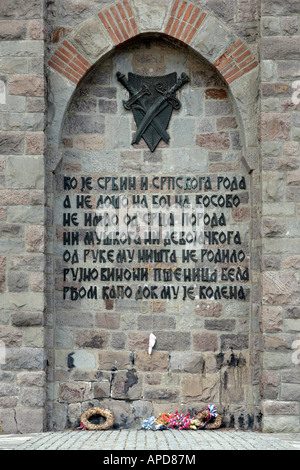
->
(0, 0), (299, 434)
(260, 0), (300, 433)
(0, 0), (46, 433)
(48, 38), (256, 430)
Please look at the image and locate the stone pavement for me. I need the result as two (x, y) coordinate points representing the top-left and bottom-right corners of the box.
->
(0, 430), (300, 451)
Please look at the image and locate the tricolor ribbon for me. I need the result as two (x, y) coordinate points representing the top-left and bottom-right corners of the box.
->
(77, 422), (87, 431)
(201, 404), (218, 428)
(207, 404), (217, 418)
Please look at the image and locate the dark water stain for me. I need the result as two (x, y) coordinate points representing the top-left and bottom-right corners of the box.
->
(124, 369), (138, 394)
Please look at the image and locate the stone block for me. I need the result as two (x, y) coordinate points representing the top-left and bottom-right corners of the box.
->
(3, 347), (46, 371)
(0, 409), (18, 434)
(131, 0), (169, 32)
(263, 172), (285, 202)
(11, 312), (43, 327)
(7, 206), (44, 224)
(6, 156), (44, 189)
(92, 382), (110, 399)
(63, 115), (105, 135)
(3, 112), (44, 132)
(263, 400), (299, 416)
(0, 20), (27, 40)
(71, 17), (111, 62)
(134, 350), (169, 372)
(75, 330), (109, 349)
(95, 313), (120, 330)
(221, 334), (249, 350)
(196, 132), (230, 149)
(7, 271), (29, 292)
(20, 387), (46, 407)
(262, 0), (300, 16)
(237, 0), (257, 21)
(137, 315), (176, 331)
(111, 332), (127, 350)
(182, 374), (219, 401)
(105, 116), (131, 150)
(17, 371), (46, 387)
(71, 350), (97, 370)
(74, 135), (105, 151)
(261, 113), (291, 141)
(169, 352), (205, 374)
(26, 132), (46, 155)
(1, 221), (24, 238)
(191, 16), (236, 64)
(180, 88), (204, 117)
(277, 61), (300, 80)
(0, 40), (44, 58)
(261, 37), (300, 60)
(0, 132), (24, 154)
(261, 306), (282, 333)
(100, 398), (134, 429)
(144, 386), (179, 402)
(205, 100), (232, 116)
(0, 0), (43, 19)
(56, 311), (93, 328)
(98, 351), (132, 371)
(262, 272), (300, 305)
(284, 319), (300, 332)
(111, 369), (142, 400)
(193, 332), (218, 351)
(59, 382), (90, 403)
(262, 238), (300, 256)
(171, 117), (195, 148)
(262, 217), (286, 237)
(155, 332), (191, 351)
(0, 326), (22, 347)
(26, 225), (45, 253)
(205, 319), (236, 331)
(23, 327), (44, 348)
(81, 150), (119, 173)
(263, 352), (292, 370)
(282, 255), (300, 270)
(29, 19), (45, 40)
(0, 238), (25, 255)
(9, 74), (44, 97)
(69, 97), (97, 114)
(195, 302), (223, 317)
(262, 415), (300, 433)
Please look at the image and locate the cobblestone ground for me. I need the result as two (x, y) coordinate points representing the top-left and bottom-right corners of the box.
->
(0, 430), (299, 450)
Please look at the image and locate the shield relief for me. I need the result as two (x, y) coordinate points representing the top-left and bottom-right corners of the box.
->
(117, 72), (189, 152)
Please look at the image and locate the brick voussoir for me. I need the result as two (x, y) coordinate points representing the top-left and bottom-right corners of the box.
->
(49, 40), (91, 84)
(214, 39), (258, 86)
(98, 0), (139, 45)
(164, 0), (206, 44)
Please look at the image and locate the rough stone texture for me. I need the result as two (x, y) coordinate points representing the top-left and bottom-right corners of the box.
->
(0, 0), (299, 435)
(260, 0), (300, 433)
(45, 37), (255, 431)
(0, 0), (47, 434)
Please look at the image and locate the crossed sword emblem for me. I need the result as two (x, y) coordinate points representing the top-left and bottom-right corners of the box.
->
(117, 72), (190, 146)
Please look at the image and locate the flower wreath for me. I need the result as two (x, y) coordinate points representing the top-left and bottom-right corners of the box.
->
(79, 407), (114, 431)
(194, 404), (222, 430)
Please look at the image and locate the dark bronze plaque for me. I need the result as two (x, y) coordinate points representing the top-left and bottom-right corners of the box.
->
(117, 71), (190, 152)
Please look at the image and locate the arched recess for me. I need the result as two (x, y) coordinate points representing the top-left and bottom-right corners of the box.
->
(47, 0), (259, 168)
(45, 0), (261, 431)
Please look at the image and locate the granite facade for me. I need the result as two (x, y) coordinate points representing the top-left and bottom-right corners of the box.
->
(0, 0), (299, 433)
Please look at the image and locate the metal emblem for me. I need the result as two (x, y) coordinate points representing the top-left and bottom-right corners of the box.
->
(117, 71), (190, 152)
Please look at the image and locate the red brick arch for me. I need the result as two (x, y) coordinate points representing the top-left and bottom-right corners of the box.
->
(48, 0), (258, 88)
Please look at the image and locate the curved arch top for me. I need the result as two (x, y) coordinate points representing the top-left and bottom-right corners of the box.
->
(47, 0), (259, 164)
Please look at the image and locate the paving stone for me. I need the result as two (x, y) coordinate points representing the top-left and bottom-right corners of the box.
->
(0, 430), (299, 450)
